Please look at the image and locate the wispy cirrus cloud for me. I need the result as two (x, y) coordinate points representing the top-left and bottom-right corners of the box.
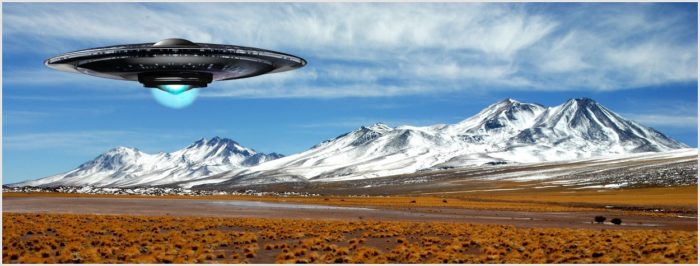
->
(2, 111), (53, 125)
(3, 2), (697, 99)
(294, 117), (449, 130)
(621, 102), (698, 129)
(3, 108), (117, 126)
(623, 114), (697, 128)
(3, 130), (136, 151)
(2, 129), (227, 154)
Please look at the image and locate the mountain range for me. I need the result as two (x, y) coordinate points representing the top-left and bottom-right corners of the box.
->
(11, 98), (688, 188)
(13, 137), (283, 187)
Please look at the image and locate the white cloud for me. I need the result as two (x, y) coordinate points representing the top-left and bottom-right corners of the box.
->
(3, 130), (135, 151)
(199, 83), (439, 99)
(2, 111), (53, 125)
(3, 3), (696, 98)
(3, 69), (123, 87)
(2, 129), (221, 154)
(623, 114), (698, 128)
(295, 117), (449, 130)
(619, 101), (697, 129)
(3, 108), (117, 126)
(604, 42), (697, 88)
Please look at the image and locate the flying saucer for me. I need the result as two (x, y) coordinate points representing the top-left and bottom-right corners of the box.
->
(44, 38), (306, 94)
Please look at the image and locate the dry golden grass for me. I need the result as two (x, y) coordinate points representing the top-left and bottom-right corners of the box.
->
(2, 213), (696, 263)
(448, 185), (698, 210)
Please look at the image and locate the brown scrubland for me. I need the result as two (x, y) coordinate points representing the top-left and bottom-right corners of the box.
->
(3, 184), (696, 263)
(3, 213), (697, 264)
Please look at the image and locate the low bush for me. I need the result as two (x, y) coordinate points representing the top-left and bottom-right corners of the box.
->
(594, 216), (606, 224)
(2, 213), (696, 264)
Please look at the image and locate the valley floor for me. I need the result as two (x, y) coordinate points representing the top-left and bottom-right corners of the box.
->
(2, 184), (698, 263)
(4, 184), (697, 214)
(1, 187), (697, 231)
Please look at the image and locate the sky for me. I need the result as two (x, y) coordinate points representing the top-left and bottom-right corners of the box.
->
(2, 2), (698, 184)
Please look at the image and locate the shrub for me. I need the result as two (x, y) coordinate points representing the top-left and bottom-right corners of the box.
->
(594, 216), (606, 224)
(611, 218), (622, 225)
(3, 210), (698, 264)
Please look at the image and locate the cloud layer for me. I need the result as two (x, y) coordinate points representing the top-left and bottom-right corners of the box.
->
(3, 3), (697, 98)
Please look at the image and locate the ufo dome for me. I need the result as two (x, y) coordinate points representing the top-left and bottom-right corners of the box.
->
(153, 38), (199, 47)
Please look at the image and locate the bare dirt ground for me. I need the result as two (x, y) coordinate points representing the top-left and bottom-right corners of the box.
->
(3, 196), (696, 231)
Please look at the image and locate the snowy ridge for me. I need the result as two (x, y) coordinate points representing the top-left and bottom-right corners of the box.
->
(11, 98), (691, 189)
(192, 98), (689, 188)
(11, 137), (283, 187)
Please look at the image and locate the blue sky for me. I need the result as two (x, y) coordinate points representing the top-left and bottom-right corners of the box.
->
(2, 3), (697, 184)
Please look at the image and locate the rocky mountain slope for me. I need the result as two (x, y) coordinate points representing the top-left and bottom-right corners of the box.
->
(182, 98), (688, 188)
(11, 98), (689, 188)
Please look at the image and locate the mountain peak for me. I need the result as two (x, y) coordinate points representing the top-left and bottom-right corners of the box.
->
(555, 97), (605, 117)
(486, 98), (543, 112)
(108, 146), (139, 153)
(500, 98), (520, 105)
(208, 136), (239, 145)
(522, 97), (687, 150)
(335, 123), (394, 147)
(193, 138), (207, 146)
(185, 137), (254, 158)
(567, 97), (598, 107)
(189, 136), (240, 148)
(361, 123), (392, 132)
(453, 98), (545, 133)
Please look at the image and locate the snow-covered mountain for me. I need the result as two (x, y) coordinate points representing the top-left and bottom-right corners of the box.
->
(11, 137), (283, 187)
(183, 98), (688, 188)
(11, 98), (690, 189)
